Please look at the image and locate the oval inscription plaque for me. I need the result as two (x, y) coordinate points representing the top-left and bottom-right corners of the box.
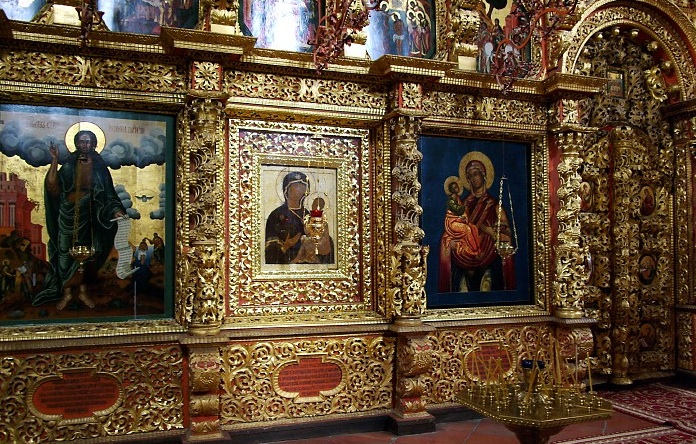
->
(31, 370), (121, 420)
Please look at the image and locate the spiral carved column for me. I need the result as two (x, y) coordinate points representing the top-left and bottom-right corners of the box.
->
(388, 113), (428, 325)
(553, 131), (590, 319)
(386, 111), (435, 434)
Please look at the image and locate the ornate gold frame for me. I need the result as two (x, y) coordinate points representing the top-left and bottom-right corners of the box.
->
(227, 119), (379, 320)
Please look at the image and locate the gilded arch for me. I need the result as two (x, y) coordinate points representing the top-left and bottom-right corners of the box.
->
(561, 1), (696, 99)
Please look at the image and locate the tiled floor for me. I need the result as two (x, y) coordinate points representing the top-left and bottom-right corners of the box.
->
(259, 407), (664, 443)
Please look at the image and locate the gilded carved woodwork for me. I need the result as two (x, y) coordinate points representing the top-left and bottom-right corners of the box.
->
(0, 347), (184, 443)
(610, 126), (674, 382)
(563, 4), (696, 100)
(226, 120), (372, 320)
(224, 70), (387, 110)
(0, 51), (186, 92)
(555, 326), (594, 386)
(188, 348), (223, 439)
(438, 0), (481, 62)
(219, 337), (394, 425)
(573, 21), (677, 380)
(677, 312), (694, 371)
(553, 131), (590, 318)
(179, 97), (226, 333)
(394, 335), (434, 416)
(192, 61), (223, 91)
(389, 114), (429, 322)
(424, 325), (553, 404)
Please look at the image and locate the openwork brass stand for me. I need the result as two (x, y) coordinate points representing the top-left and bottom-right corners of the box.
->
(457, 375), (612, 444)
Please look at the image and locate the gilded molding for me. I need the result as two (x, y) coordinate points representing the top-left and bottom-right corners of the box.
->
(373, 124), (391, 318)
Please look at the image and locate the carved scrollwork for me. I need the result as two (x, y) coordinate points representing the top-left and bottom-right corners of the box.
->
(0, 347), (183, 441)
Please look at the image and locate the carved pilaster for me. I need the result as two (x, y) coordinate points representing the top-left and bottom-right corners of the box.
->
(394, 334), (434, 416)
(388, 326), (436, 434)
(553, 131), (589, 319)
(187, 347), (223, 441)
(388, 113), (428, 325)
(179, 95), (226, 334)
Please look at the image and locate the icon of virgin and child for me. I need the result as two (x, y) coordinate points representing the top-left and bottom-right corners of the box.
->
(264, 171), (334, 265)
(438, 152), (516, 293)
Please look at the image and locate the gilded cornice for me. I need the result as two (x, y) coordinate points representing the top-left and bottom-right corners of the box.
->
(0, 80), (186, 111)
(432, 71), (606, 102)
(0, 319), (185, 347)
(368, 55), (456, 82)
(160, 28), (256, 62)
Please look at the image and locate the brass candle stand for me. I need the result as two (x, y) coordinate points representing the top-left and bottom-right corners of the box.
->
(457, 356), (612, 444)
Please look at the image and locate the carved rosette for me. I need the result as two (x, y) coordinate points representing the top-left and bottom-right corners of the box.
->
(553, 131), (590, 319)
(188, 348), (223, 440)
(394, 335), (434, 416)
(389, 114), (428, 323)
(180, 97), (226, 334)
(192, 61), (223, 91)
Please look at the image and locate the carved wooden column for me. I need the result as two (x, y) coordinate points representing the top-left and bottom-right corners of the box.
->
(552, 130), (590, 319)
(178, 61), (227, 336)
(385, 84), (435, 433)
(608, 126), (642, 385)
(178, 61), (227, 441)
(665, 107), (696, 377)
(388, 114), (428, 325)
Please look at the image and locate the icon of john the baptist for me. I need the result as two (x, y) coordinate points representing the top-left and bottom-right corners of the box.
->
(33, 123), (126, 310)
(438, 151), (515, 293)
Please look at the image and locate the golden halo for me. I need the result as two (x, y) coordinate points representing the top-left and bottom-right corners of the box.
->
(443, 176), (464, 195)
(458, 151), (495, 191)
(275, 169), (314, 204)
(65, 121), (106, 152)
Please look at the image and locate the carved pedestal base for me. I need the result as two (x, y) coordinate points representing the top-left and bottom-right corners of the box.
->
(387, 412), (436, 436)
